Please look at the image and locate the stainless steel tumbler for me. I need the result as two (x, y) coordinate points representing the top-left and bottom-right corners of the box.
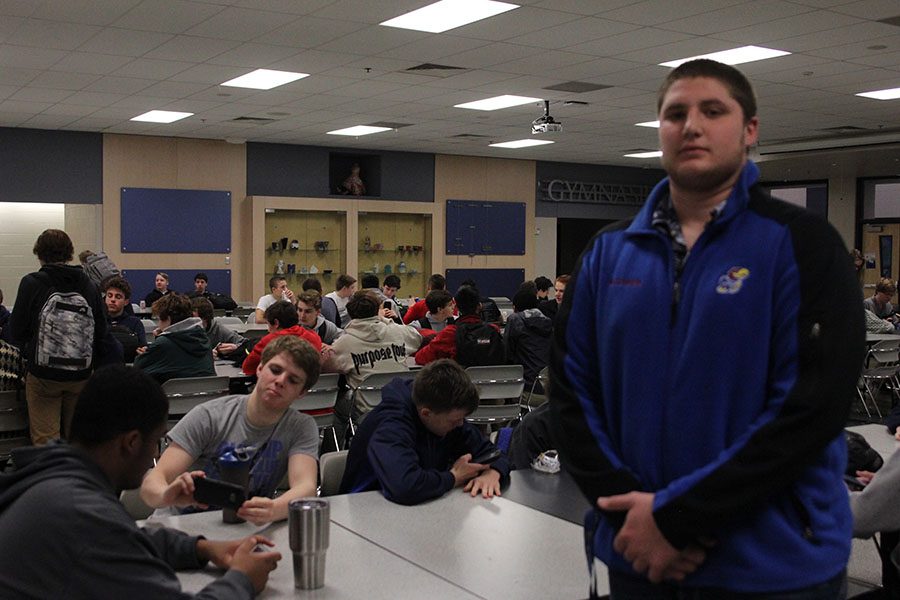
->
(288, 498), (330, 589)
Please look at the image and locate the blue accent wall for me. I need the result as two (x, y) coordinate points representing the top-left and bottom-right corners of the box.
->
(446, 269), (526, 298)
(0, 127), (102, 204)
(247, 142), (434, 202)
(122, 269), (232, 300)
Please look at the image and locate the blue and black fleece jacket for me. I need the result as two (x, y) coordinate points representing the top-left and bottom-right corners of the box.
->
(550, 161), (865, 592)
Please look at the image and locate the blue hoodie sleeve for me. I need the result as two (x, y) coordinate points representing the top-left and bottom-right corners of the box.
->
(367, 418), (456, 505)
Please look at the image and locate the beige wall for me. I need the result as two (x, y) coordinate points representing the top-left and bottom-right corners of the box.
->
(757, 143), (900, 249)
(102, 135), (250, 300)
(434, 154), (537, 282)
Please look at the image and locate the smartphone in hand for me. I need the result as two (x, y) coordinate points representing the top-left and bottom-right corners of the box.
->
(192, 476), (247, 510)
(470, 448), (502, 465)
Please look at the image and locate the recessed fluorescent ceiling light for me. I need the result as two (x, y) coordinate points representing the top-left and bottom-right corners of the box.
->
(624, 151), (662, 158)
(660, 45), (790, 68)
(856, 87), (900, 100)
(327, 125), (392, 136)
(635, 120), (660, 128)
(130, 110), (193, 123)
(381, 0), (519, 33)
(221, 69), (309, 90)
(489, 139), (554, 149)
(455, 95), (541, 111)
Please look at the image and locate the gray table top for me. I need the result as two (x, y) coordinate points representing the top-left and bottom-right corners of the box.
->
(847, 423), (899, 461)
(503, 468), (590, 525)
(147, 511), (480, 599)
(328, 490), (595, 600)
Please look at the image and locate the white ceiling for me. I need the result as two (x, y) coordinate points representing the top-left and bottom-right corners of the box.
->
(1, 0), (898, 166)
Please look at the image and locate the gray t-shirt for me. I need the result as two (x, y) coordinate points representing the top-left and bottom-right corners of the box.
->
(168, 394), (318, 498)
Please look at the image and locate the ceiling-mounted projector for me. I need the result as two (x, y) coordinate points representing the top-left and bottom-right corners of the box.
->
(532, 100), (562, 134)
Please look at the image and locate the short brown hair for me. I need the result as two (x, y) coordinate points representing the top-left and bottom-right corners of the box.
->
(152, 293), (192, 324)
(268, 275), (286, 290)
(412, 359), (479, 414)
(297, 290), (322, 311)
(190, 296), (214, 323)
(876, 278), (897, 296)
(33, 229), (74, 264)
(259, 335), (320, 392)
(265, 300), (299, 328)
(336, 274), (356, 291)
(657, 59), (757, 123)
(103, 276), (132, 300)
(346, 290), (380, 319)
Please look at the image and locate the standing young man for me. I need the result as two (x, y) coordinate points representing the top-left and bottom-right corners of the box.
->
(552, 59), (864, 597)
(9, 229), (107, 445)
(141, 335), (320, 525)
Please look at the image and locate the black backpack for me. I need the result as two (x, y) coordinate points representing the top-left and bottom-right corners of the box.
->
(208, 293), (238, 311)
(454, 321), (505, 367)
(108, 324), (139, 363)
(82, 252), (119, 288)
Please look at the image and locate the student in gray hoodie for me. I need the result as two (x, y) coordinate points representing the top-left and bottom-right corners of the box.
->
(0, 365), (280, 599)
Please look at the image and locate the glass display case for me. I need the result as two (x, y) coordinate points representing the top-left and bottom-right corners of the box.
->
(264, 209), (347, 290)
(357, 211), (432, 299)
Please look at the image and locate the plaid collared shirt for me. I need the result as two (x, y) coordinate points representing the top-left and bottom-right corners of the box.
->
(651, 194), (727, 278)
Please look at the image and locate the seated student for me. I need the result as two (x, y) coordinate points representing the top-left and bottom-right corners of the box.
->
(534, 276), (553, 301)
(382, 274), (403, 316)
(296, 290), (343, 345)
(301, 277), (322, 294)
(410, 289), (455, 333)
(403, 273), (446, 325)
(141, 336), (320, 525)
(134, 293), (215, 383)
(865, 278), (897, 321)
(255, 276), (295, 324)
(504, 288), (552, 398)
(242, 301), (321, 375)
(865, 308), (896, 334)
(360, 274), (401, 324)
(415, 285), (504, 367)
(460, 278), (501, 324)
(339, 359), (510, 505)
(851, 449), (900, 598)
(103, 275), (148, 362)
(321, 274), (357, 328)
(143, 271), (171, 307)
(190, 297), (249, 361)
(329, 290), (423, 443)
(0, 365), (280, 598)
(539, 274), (569, 321)
(188, 272), (237, 311)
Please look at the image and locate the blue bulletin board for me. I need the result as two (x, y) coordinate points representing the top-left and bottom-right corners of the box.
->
(121, 187), (231, 253)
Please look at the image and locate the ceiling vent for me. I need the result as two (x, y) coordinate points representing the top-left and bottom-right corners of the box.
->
(450, 133), (490, 139)
(231, 116), (276, 123)
(368, 121), (412, 129)
(877, 15), (900, 27)
(758, 129), (900, 155)
(543, 81), (611, 93)
(402, 63), (468, 78)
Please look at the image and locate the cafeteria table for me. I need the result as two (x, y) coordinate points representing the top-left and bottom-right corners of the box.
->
(159, 488), (596, 599)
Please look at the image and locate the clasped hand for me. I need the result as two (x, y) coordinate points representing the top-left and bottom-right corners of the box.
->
(598, 491), (711, 583)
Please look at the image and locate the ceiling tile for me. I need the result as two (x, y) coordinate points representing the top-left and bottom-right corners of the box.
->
(111, 58), (194, 79)
(31, 0), (142, 26)
(184, 7), (294, 41)
(507, 17), (641, 51)
(7, 18), (100, 50)
(205, 42), (301, 68)
(144, 35), (241, 62)
(9, 86), (73, 103)
(77, 27), (173, 56)
(51, 52), (134, 75)
(263, 17), (369, 49)
(316, 25), (425, 55)
(111, 0), (224, 34)
(0, 44), (66, 68)
(83, 75), (155, 94)
(29, 70), (100, 90)
(661, 0), (813, 36)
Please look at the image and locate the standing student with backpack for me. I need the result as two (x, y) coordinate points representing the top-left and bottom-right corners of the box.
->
(414, 285), (505, 368)
(9, 229), (107, 445)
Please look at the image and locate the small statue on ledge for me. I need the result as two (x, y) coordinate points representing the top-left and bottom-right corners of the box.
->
(338, 163), (366, 196)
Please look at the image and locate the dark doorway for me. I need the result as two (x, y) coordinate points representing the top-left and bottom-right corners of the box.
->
(556, 218), (617, 276)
